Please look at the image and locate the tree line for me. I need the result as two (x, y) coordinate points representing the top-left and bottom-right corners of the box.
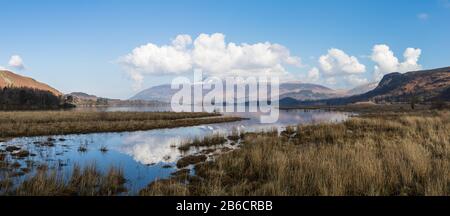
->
(0, 87), (64, 110)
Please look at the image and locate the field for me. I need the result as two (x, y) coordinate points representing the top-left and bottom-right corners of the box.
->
(0, 111), (243, 138)
(140, 110), (450, 196)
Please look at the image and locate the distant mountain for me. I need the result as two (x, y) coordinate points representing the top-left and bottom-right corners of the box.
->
(346, 82), (379, 96)
(130, 82), (341, 103)
(130, 84), (176, 103)
(278, 82), (345, 101)
(66, 92), (166, 107)
(68, 92), (98, 101)
(0, 70), (62, 96)
(280, 67), (450, 106)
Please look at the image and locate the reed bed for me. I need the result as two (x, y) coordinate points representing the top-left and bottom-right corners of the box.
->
(0, 111), (242, 138)
(1, 164), (126, 196)
(140, 111), (450, 196)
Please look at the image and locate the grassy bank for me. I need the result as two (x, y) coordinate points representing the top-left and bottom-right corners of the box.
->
(0, 111), (242, 138)
(1, 164), (126, 196)
(140, 110), (450, 196)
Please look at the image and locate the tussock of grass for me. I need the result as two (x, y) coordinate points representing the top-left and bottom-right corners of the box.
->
(3, 164), (126, 196)
(176, 155), (208, 168)
(140, 111), (450, 196)
(178, 134), (227, 151)
(0, 111), (242, 138)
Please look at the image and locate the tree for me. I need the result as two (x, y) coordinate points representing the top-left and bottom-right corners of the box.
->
(410, 95), (419, 110)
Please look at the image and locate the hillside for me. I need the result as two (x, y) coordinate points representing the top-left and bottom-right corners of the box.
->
(130, 82), (342, 103)
(0, 70), (62, 96)
(280, 67), (450, 106)
(0, 70), (64, 110)
(346, 82), (379, 96)
(66, 92), (167, 107)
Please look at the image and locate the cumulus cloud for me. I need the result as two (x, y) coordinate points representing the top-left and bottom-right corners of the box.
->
(346, 75), (369, 86)
(371, 44), (422, 80)
(8, 55), (25, 70)
(318, 48), (366, 76)
(306, 67), (320, 82)
(314, 48), (367, 88)
(120, 33), (301, 89)
(325, 77), (337, 86)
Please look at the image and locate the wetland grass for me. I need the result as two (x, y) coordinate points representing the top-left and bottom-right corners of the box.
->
(0, 111), (243, 138)
(178, 133), (228, 151)
(140, 111), (450, 196)
(1, 163), (126, 196)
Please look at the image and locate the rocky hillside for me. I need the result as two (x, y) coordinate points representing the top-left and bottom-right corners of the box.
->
(346, 82), (379, 96)
(0, 70), (62, 96)
(365, 67), (450, 102)
(281, 67), (450, 106)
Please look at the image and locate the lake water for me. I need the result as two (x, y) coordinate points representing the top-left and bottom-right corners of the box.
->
(0, 106), (350, 194)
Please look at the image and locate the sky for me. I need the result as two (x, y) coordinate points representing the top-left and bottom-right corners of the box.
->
(0, 0), (449, 99)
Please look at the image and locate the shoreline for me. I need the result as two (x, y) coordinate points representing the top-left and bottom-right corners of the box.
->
(140, 109), (450, 196)
(0, 111), (245, 139)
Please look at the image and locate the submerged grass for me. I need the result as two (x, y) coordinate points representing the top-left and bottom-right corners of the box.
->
(140, 111), (450, 196)
(0, 111), (242, 138)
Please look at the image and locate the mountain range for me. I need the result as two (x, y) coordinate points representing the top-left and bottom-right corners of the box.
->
(129, 80), (378, 103)
(280, 67), (450, 106)
(2, 66), (449, 109)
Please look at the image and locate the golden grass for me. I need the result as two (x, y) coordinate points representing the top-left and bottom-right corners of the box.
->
(178, 133), (227, 151)
(0, 111), (242, 138)
(2, 164), (126, 196)
(140, 111), (450, 196)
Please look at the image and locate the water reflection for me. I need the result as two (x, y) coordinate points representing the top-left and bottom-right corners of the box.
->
(1, 107), (351, 193)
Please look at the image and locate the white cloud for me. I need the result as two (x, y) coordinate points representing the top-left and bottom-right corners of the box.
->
(120, 33), (301, 89)
(306, 67), (320, 82)
(8, 55), (25, 70)
(371, 44), (422, 80)
(325, 77), (337, 85)
(172, 34), (192, 50)
(318, 48), (366, 76)
(346, 75), (369, 86)
(417, 13), (429, 20)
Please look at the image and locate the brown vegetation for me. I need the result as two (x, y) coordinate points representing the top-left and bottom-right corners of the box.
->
(178, 133), (227, 151)
(2, 164), (126, 196)
(0, 111), (242, 138)
(140, 111), (450, 196)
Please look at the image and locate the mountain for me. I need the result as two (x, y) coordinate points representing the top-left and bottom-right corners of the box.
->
(363, 67), (450, 102)
(130, 84), (176, 103)
(66, 92), (166, 107)
(0, 70), (62, 96)
(346, 82), (379, 96)
(68, 92), (98, 101)
(130, 82), (340, 103)
(0, 70), (64, 110)
(278, 82), (346, 101)
(280, 67), (450, 106)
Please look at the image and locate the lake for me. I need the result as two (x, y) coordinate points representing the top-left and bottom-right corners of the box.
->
(0, 106), (350, 194)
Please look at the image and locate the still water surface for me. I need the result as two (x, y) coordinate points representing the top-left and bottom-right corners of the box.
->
(1, 106), (350, 193)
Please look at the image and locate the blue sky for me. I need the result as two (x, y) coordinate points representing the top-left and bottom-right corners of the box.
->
(0, 0), (449, 99)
